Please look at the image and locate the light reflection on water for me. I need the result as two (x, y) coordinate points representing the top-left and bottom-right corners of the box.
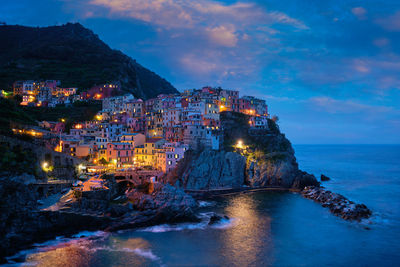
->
(220, 194), (273, 266)
(20, 236), (157, 267)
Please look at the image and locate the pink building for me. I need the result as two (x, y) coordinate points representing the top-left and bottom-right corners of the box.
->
(127, 117), (146, 132)
(53, 122), (65, 134)
(107, 142), (133, 165)
(164, 126), (184, 142)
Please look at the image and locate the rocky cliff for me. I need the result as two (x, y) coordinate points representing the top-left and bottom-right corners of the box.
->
(168, 149), (246, 190)
(0, 23), (178, 99)
(166, 112), (319, 190)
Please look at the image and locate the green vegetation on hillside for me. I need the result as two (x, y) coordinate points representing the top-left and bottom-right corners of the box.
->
(0, 23), (178, 99)
(22, 101), (102, 123)
(0, 142), (37, 175)
(0, 97), (102, 135)
(221, 111), (292, 154)
(0, 97), (36, 135)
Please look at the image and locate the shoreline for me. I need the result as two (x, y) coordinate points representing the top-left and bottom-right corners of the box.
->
(185, 186), (296, 198)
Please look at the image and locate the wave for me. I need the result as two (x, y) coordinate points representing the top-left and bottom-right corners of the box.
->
(198, 200), (215, 207)
(360, 212), (393, 227)
(138, 212), (236, 233)
(5, 231), (109, 265)
(138, 221), (208, 232)
(210, 217), (238, 229)
(122, 248), (160, 261)
(71, 230), (107, 239)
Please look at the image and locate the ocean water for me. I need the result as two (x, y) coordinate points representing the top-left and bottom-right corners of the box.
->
(6, 145), (400, 267)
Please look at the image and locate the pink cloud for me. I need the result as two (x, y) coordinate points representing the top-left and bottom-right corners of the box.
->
(373, 38), (390, 47)
(205, 25), (238, 47)
(308, 97), (392, 114)
(351, 7), (367, 20)
(376, 11), (400, 31)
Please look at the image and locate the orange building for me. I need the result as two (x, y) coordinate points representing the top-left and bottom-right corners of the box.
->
(106, 142), (133, 166)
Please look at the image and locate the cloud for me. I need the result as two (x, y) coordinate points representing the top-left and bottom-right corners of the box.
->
(87, 0), (307, 30)
(351, 7), (367, 20)
(82, 0), (307, 80)
(376, 11), (400, 31)
(179, 53), (218, 75)
(308, 96), (392, 114)
(373, 37), (390, 47)
(205, 25), (238, 47)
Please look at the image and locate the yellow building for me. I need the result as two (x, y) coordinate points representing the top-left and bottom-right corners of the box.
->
(134, 138), (165, 168)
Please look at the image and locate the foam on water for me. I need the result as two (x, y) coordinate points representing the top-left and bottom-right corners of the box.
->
(138, 222), (208, 232)
(198, 200), (215, 207)
(5, 231), (109, 265)
(210, 217), (238, 229)
(138, 212), (236, 233)
(123, 248), (160, 261)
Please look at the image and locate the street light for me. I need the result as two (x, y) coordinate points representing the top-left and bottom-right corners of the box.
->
(236, 140), (244, 149)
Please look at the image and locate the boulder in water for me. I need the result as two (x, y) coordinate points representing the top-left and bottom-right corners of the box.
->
(208, 213), (229, 225)
(321, 174), (331, 181)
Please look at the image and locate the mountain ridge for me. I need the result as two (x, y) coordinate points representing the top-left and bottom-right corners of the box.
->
(0, 22), (178, 99)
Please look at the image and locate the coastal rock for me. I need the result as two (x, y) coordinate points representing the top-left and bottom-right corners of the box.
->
(247, 152), (306, 188)
(126, 183), (198, 222)
(0, 176), (111, 262)
(9, 173), (37, 185)
(168, 149), (246, 190)
(301, 186), (372, 221)
(321, 174), (331, 181)
(208, 213), (229, 225)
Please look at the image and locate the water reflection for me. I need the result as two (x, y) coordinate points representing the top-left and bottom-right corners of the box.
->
(21, 235), (156, 267)
(220, 194), (273, 266)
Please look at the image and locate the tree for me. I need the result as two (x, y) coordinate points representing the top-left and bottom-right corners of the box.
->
(99, 158), (108, 165)
(271, 115), (279, 123)
(13, 94), (22, 104)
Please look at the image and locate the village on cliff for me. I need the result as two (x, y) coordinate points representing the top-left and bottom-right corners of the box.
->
(8, 80), (270, 190)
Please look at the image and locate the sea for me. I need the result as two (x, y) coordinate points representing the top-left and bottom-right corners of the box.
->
(5, 145), (400, 267)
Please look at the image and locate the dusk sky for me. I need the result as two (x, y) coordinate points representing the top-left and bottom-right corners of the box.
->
(2, 0), (400, 144)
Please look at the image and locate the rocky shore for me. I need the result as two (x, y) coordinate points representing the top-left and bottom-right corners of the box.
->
(302, 186), (372, 221)
(0, 174), (203, 262)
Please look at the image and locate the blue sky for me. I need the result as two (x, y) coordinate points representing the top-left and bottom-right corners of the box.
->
(2, 0), (400, 144)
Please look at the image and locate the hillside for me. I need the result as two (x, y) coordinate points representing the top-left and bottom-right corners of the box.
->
(0, 23), (178, 99)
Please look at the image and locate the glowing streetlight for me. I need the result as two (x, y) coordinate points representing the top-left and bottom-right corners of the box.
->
(42, 161), (52, 172)
(236, 140), (244, 149)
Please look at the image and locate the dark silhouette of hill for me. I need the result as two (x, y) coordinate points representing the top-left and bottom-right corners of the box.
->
(0, 23), (178, 99)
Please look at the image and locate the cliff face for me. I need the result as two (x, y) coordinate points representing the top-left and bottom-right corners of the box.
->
(169, 150), (246, 190)
(0, 23), (178, 99)
(167, 112), (318, 190)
